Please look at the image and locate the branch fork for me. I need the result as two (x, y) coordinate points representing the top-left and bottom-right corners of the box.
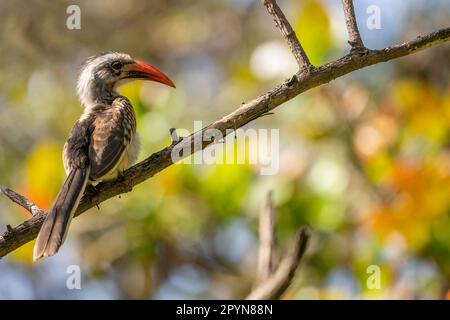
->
(341, 0), (367, 53)
(169, 127), (182, 145)
(247, 191), (309, 300)
(0, 185), (44, 217)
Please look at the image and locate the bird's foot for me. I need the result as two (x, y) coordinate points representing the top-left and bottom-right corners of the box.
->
(87, 184), (99, 195)
(86, 185), (101, 210)
(117, 171), (126, 183)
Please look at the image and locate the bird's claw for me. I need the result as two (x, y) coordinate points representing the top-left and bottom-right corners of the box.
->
(117, 171), (125, 182)
(87, 184), (99, 195)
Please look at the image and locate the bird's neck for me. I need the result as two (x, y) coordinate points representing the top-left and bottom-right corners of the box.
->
(78, 80), (119, 109)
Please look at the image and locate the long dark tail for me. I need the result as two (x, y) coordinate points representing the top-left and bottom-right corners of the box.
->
(33, 167), (90, 261)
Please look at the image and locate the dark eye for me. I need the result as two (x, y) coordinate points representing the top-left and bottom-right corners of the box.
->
(111, 61), (123, 70)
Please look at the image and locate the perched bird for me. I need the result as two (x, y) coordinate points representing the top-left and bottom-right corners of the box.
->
(33, 52), (175, 261)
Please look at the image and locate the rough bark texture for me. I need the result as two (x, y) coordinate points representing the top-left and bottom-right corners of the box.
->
(342, 0), (365, 50)
(261, 0), (312, 70)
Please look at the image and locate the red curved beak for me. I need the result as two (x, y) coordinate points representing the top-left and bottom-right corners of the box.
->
(128, 60), (176, 88)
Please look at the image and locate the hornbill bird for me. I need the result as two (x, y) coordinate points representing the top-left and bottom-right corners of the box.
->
(33, 52), (175, 261)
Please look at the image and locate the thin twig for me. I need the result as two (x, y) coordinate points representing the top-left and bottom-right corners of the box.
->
(169, 127), (181, 144)
(261, 0), (312, 71)
(342, 0), (366, 51)
(0, 185), (44, 217)
(247, 228), (309, 300)
(1, 27), (449, 259)
(255, 191), (276, 285)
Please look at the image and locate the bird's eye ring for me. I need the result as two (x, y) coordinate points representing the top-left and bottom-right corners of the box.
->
(111, 61), (123, 70)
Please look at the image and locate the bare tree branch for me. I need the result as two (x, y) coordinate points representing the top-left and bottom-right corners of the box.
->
(247, 228), (309, 300)
(0, 185), (43, 217)
(247, 191), (310, 300)
(255, 191), (276, 285)
(0, 17), (449, 258)
(261, 0), (312, 71)
(342, 0), (365, 51)
(169, 128), (181, 145)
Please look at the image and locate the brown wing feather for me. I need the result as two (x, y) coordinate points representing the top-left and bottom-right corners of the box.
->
(89, 98), (134, 180)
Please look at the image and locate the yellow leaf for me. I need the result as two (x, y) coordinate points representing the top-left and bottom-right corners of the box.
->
(294, 0), (333, 65)
(24, 140), (64, 208)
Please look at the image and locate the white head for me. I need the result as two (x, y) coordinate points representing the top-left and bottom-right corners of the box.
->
(76, 51), (175, 107)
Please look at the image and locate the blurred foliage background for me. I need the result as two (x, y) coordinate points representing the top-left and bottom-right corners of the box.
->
(0, 0), (449, 299)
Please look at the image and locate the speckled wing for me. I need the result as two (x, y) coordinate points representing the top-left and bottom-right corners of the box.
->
(89, 97), (135, 180)
(62, 115), (95, 176)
